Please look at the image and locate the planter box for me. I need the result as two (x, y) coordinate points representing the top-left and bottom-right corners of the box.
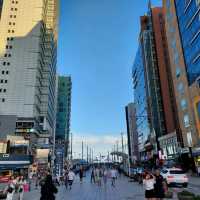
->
(178, 195), (194, 200)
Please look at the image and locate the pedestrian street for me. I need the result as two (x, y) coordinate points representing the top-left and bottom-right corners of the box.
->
(23, 173), (145, 200)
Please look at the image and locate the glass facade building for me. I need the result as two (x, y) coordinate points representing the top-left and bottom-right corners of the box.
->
(133, 45), (151, 153)
(56, 76), (72, 142)
(175, 0), (200, 85)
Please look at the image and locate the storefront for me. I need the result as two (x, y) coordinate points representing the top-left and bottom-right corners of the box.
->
(158, 132), (178, 160)
(0, 154), (33, 177)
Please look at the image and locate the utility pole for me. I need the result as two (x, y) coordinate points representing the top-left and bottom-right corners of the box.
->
(89, 148), (92, 163)
(114, 144), (116, 162)
(92, 149), (93, 163)
(71, 132), (73, 160)
(82, 141), (84, 160)
(87, 145), (89, 164)
(116, 140), (119, 162)
(121, 132), (124, 153)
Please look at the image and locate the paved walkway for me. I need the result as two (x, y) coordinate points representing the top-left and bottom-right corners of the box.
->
(23, 174), (144, 200)
(20, 173), (200, 200)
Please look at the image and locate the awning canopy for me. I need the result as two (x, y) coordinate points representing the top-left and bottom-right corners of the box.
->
(0, 164), (29, 170)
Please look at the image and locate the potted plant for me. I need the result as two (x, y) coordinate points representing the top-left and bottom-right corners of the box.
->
(177, 190), (195, 200)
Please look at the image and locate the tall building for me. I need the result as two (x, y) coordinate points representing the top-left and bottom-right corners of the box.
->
(175, 0), (200, 86)
(56, 76), (72, 143)
(133, 6), (179, 161)
(55, 76), (71, 176)
(0, 0), (58, 136)
(174, 0), (200, 144)
(163, 0), (200, 149)
(132, 45), (151, 161)
(125, 103), (139, 163)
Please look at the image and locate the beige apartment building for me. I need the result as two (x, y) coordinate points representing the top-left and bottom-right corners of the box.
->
(0, 0), (58, 137)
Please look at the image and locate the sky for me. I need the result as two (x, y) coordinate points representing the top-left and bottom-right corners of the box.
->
(58, 0), (161, 157)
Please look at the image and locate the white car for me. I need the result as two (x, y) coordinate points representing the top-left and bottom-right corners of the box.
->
(161, 168), (188, 187)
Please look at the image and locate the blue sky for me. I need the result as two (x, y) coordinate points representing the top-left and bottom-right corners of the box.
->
(57, 0), (161, 156)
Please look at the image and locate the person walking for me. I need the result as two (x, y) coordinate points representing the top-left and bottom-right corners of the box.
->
(103, 168), (108, 186)
(79, 166), (84, 183)
(90, 168), (95, 184)
(18, 176), (26, 200)
(143, 173), (155, 200)
(68, 170), (75, 190)
(98, 167), (103, 186)
(40, 175), (58, 200)
(64, 170), (69, 189)
(154, 169), (165, 200)
(197, 165), (200, 176)
(5, 176), (16, 200)
(110, 167), (118, 187)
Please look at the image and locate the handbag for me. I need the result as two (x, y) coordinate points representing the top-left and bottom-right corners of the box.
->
(7, 186), (13, 193)
(0, 191), (7, 199)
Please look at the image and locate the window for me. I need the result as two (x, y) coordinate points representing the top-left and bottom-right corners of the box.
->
(9, 22), (12, 25)
(7, 63), (10, 66)
(176, 67), (181, 78)
(3, 89), (6, 93)
(8, 30), (11, 33)
(15, 8), (17, 11)
(177, 82), (184, 94)
(1, 71), (4, 75)
(0, 89), (2, 92)
(13, 15), (16, 18)
(2, 98), (5, 102)
(3, 62), (6, 65)
(12, 30), (14, 33)
(0, 80), (3, 83)
(6, 71), (9, 75)
(187, 132), (193, 147)
(196, 101), (200, 121)
(183, 114), (190, 127)
(180, 99), (187, 110)
(5, 80), (8, 83)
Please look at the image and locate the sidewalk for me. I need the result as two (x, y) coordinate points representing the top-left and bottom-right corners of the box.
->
(188, 174), (200, 187)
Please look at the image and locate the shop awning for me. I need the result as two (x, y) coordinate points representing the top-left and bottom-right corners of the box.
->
(0, 164), (29, 170)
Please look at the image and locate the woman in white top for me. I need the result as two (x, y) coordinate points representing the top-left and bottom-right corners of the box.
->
(143, 173), (156, 200)
(67, 170), (75, 190)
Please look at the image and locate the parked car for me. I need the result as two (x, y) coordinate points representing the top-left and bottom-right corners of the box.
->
(129, 168), (137, 179)
(161, 167), (188, 187)
(0, 176), (10, 183)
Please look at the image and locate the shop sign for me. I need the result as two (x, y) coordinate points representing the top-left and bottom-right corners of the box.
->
(2, 154), (9, 158)
(181, 147), (189, 154)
